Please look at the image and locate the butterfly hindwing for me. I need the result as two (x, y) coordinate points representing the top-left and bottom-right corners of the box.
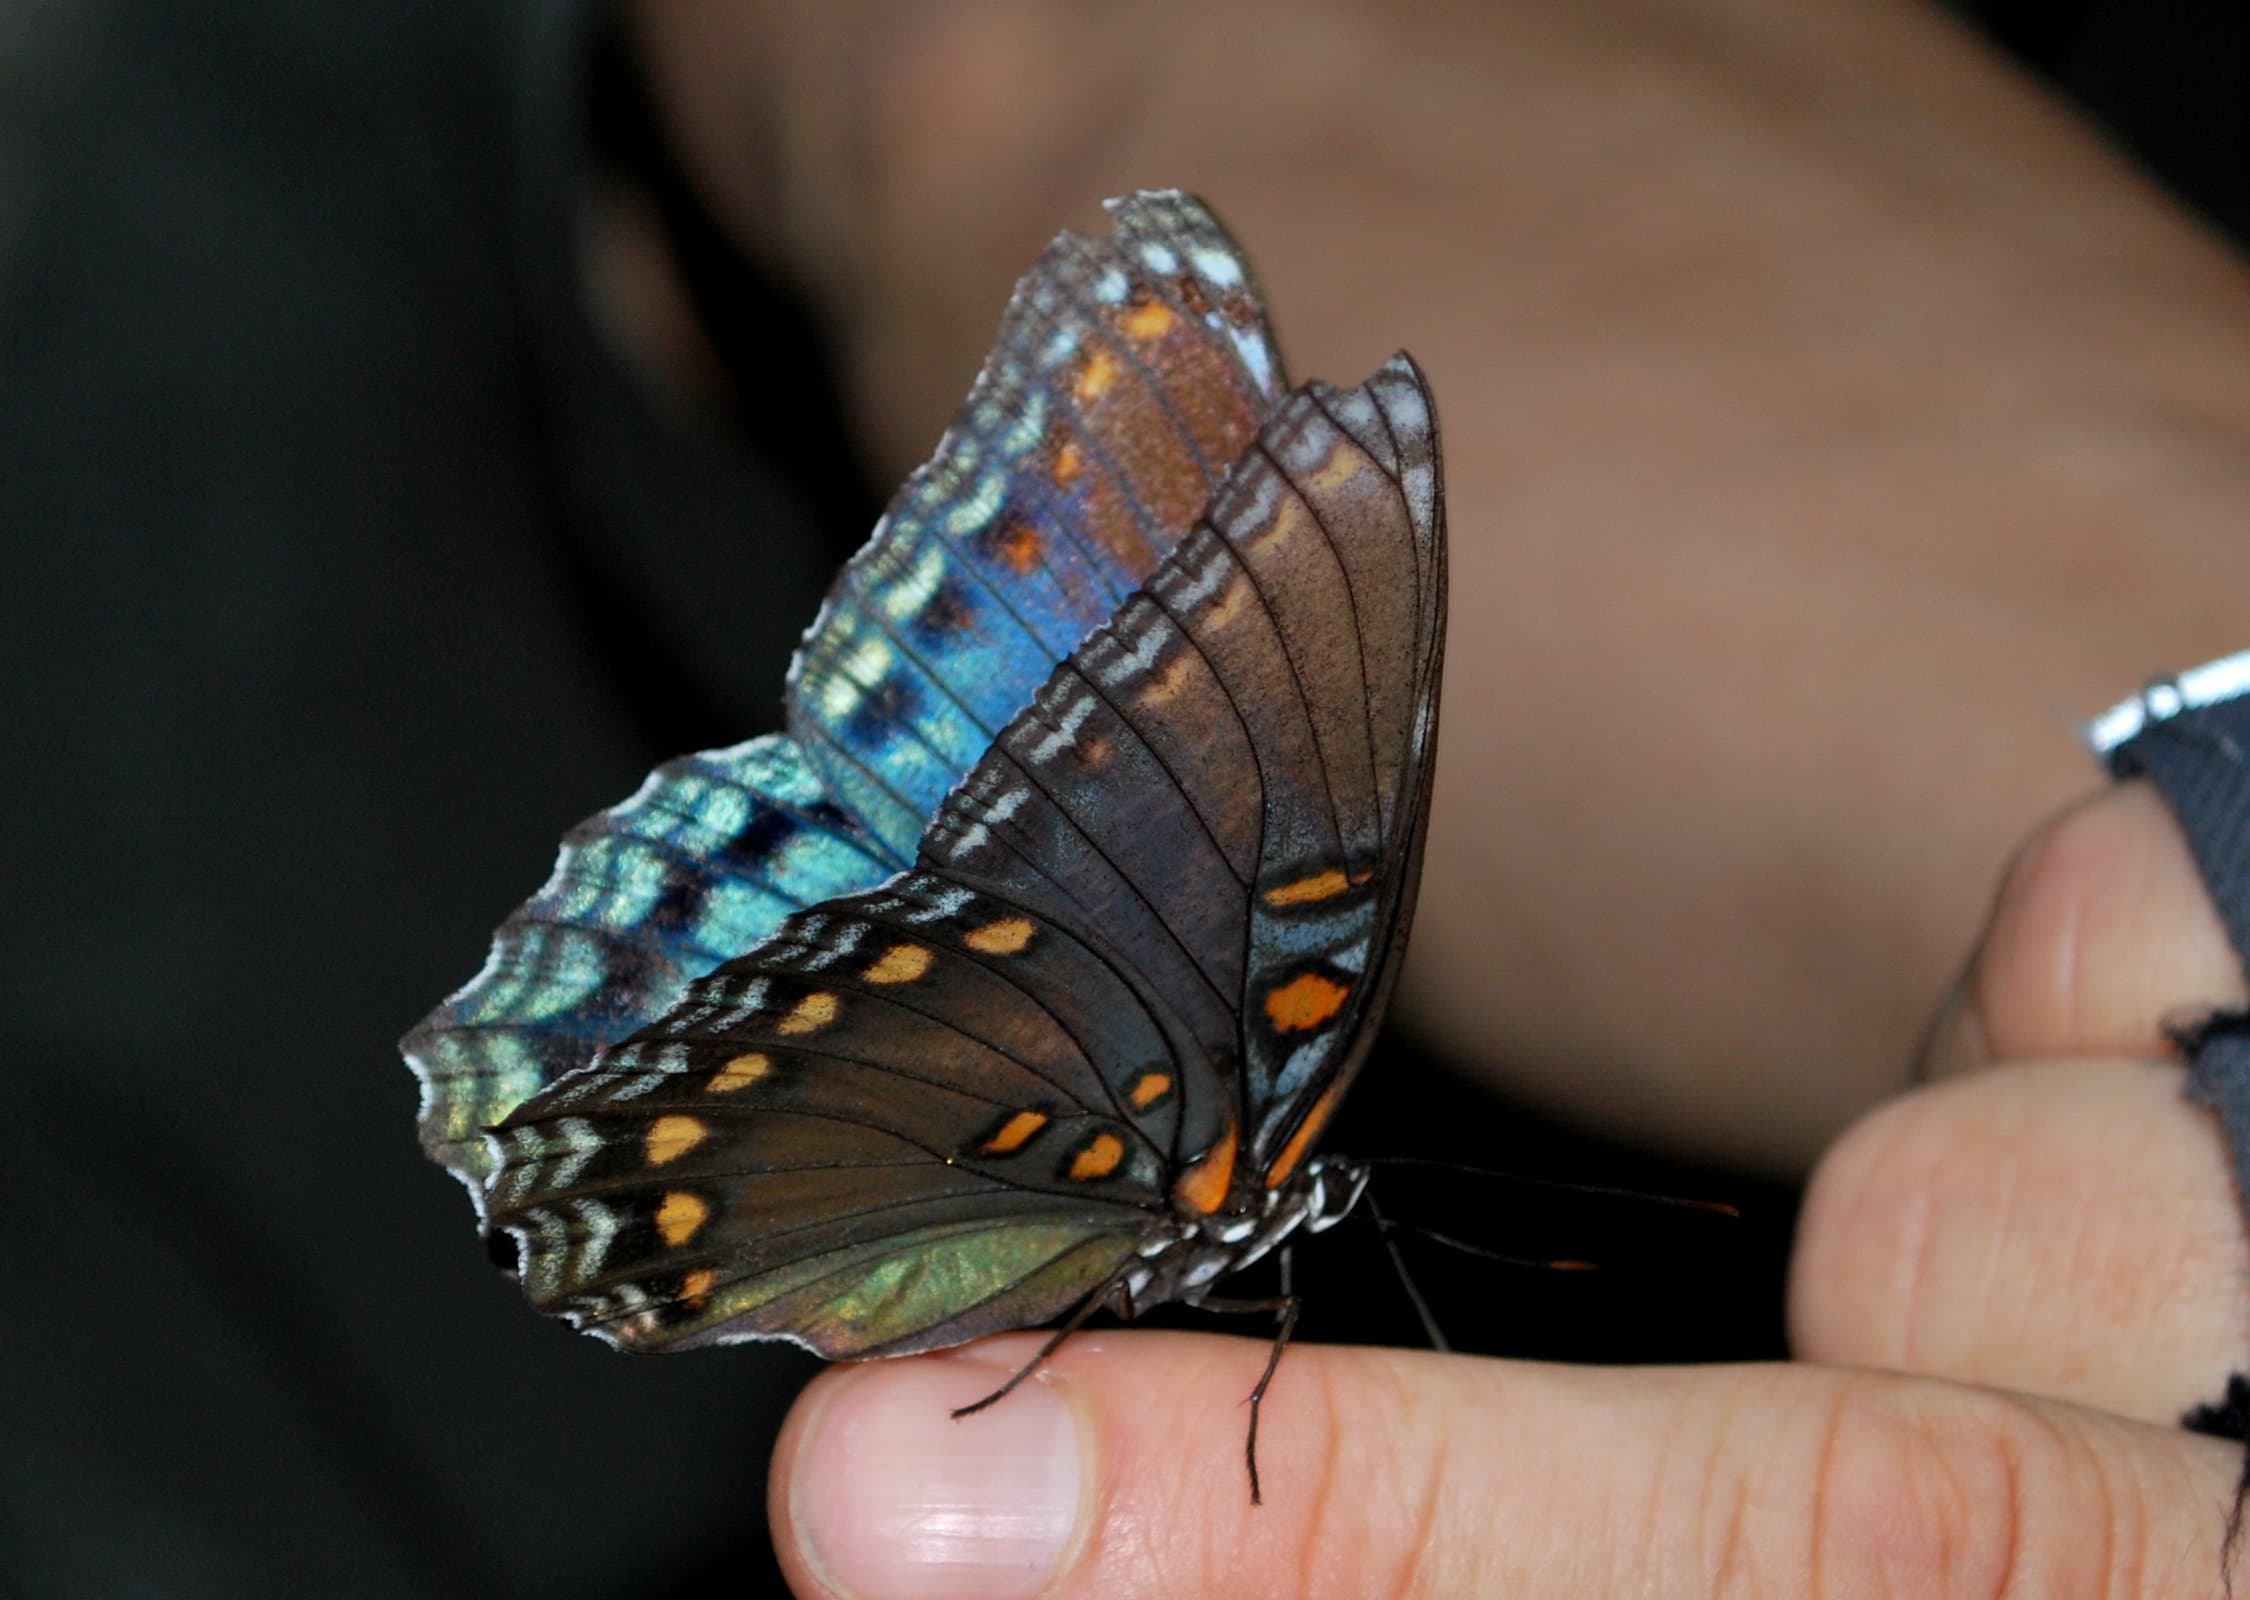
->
(405, 193), (1283, 1211)
(945, 357), (1445, 1188)
(402, 735), (895, 1201)
(1232, 366), (1445, 1178)
(490, 872), (1195, 1354)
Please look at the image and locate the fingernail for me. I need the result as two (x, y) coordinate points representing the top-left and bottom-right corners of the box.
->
(790, 1355), (1087, 1600)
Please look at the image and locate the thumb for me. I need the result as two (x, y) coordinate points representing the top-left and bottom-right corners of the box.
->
(770, 1327), (2234, 1599)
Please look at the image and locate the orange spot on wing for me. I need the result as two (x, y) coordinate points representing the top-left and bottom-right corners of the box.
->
(1263, 869), (1350, 908)
(1203, 573), (1250, 630)
(1262, 1083), (1345, 1189)
(776, 992), (838, 1035)
(709, 1052), (769, 1093)
(1264, 972), (1352, 1035)
(998, 519), (1044, 574)
(863, 944), (933, 985)
(644, 1115), (706, 1167)
(1127, 1071), (1172, 1109)
(1053, 441), (1083, 484)
(1172, 1126), (1237, 1215)
(964, 917), (1034, 955)
(678, 1267), (717, 1309)
(1074, 349), (1118, 402)
(1138, 653), (1195, 708)
(982, 1110), (1048, 1155)
(1068, 1132), (1126, 1181)
(1252, 494), (1315, 551)
(1121, 299), (1176, 342)
(655, 1191), (710, 1246)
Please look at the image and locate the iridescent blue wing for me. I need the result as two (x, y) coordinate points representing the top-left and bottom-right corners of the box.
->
(402, 737), (891, 1204)
(783, 190), (1286, 856)
(485, 357), (1444, 1357)
(404, 192), (1284, 1211)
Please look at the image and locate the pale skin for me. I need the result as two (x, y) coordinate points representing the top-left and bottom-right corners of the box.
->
(596, 2), (2250, 1592)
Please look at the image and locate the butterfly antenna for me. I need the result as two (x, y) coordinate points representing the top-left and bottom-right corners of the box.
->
(1358, 1155), (1739, 1218)
(1373, 1215), (1599, 1273)
(1364, 1186), (1451, 1354)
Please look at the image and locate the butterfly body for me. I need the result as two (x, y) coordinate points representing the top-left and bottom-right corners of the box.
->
(1111, 1154), (1368, 1319)
(409, 193), (1443, 1399)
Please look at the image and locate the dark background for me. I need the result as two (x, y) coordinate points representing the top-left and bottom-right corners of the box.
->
(2, 2), (2241, 1595)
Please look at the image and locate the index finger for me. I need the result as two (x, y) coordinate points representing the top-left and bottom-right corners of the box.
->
(771, 1330), (2237, 1598)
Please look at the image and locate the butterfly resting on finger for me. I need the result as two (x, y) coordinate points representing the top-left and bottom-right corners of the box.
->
(402, 190), (1445, 1502)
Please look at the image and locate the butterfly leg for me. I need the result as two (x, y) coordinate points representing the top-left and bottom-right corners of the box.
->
(1192, 1248), (1301, 1506)
(951, 1269), (1124, 1421)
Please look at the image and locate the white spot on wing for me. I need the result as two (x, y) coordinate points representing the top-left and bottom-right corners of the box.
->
(1191, 245), (1243, 287)
(882, 539), (948, 620)
(1096, 617), (1169, 687)
(943, 469), (1006, 537)
(551, 1118), (603, 1187)
(572, 1198), (619, 1275)
(1027, 693), (1097, 762)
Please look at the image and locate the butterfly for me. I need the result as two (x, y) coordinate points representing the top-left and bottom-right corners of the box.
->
(403, 191), (1444, 1497)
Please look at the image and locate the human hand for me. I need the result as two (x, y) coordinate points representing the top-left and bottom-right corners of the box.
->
(621, 0), (2250, 1175)
(764, 782), (2250, 1597)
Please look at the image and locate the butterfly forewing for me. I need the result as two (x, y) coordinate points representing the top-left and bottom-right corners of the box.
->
(784, 193), (1287, 858)
(405, 193), (1284, 1210)
(489, 354), (1445, 1353)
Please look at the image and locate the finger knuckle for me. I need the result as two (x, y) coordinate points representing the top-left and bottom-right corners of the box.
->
(1292, 1351), (1459, 1600)
(1792, 1091), (1955, 1367)
(1808, 1378), (2130, 1599)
